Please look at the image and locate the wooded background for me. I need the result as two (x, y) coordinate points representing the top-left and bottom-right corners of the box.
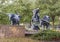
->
(0, 0), (60, 26)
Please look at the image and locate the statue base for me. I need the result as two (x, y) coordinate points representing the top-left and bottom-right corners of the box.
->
(0, 25), (25, 38)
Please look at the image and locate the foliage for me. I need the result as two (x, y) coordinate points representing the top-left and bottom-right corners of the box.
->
(31, 30), (60, 41)
(0, 14), (9, 24)
(0, 0), (60, 24)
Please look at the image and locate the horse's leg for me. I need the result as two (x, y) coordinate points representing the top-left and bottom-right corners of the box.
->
(46, 23), (50, 30)
(46, 25), (49, 30)
(48, 23), (50, 29)
(17, 21), (19, 25)
(10, 20), (14, 25)
(41, 21), (45, 30)
(12, 19), (16, 25)
(41, 25), (45, 30)
(11, 21), (13, 25)
(16, 20), (19, 25)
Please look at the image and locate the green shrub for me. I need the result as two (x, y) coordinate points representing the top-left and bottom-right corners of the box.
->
(31, 30), (60, 41)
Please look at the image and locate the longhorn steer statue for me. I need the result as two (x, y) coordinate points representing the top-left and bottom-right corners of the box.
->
(0, 12), (21, 25)
(8, 13), (21, 25)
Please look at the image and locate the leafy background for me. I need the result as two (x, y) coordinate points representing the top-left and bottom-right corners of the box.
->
(0, 0), (60, 25)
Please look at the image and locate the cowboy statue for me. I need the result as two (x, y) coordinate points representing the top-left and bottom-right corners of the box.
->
(31, 8), (40, 30)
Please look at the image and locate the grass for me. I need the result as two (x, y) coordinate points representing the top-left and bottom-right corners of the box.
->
(0, 37), (39, 42)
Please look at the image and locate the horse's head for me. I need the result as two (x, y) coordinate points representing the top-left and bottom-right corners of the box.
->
(42, 15), (50, 23)
(32, 8), (39, 15)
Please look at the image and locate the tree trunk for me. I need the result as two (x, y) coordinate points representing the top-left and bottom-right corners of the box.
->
(51, 15), (55, 28)
(52, 20), (54, 28)
(58, 16), (60, 25)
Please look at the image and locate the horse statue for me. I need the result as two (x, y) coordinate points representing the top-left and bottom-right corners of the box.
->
(41, 15), (50, 29)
